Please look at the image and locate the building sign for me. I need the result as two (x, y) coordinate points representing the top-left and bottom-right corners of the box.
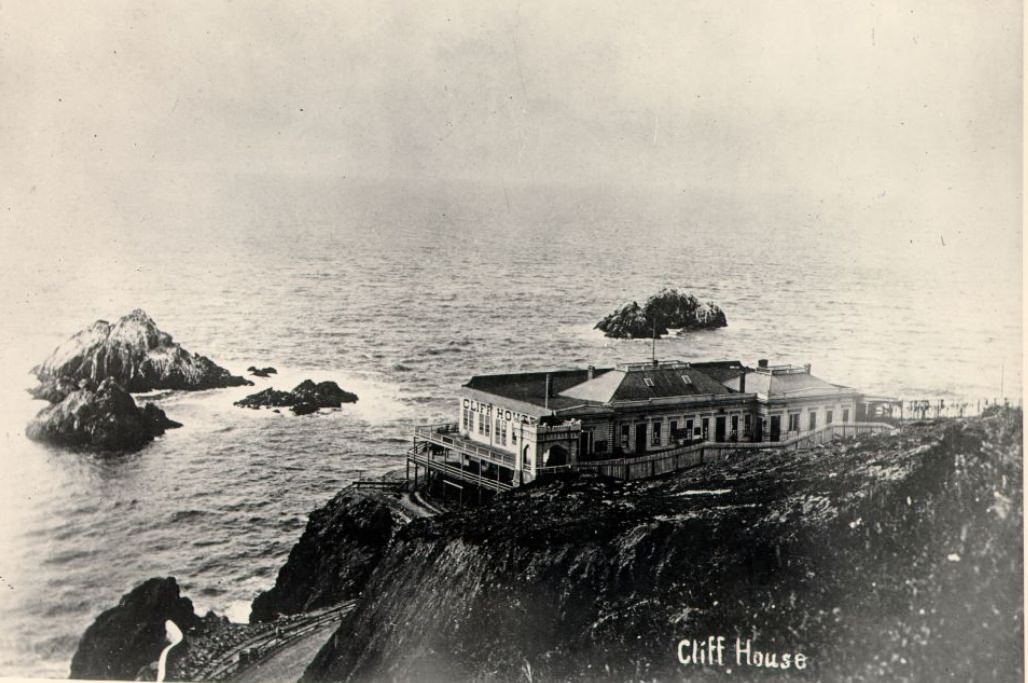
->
(462, 397), (535, 425)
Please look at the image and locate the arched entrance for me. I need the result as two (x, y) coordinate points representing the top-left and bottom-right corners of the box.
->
(543, 444), (568, 467)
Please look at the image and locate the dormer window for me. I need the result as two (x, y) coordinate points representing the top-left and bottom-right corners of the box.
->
(643, 377), (655, 387)
(681, 374), (692, 385)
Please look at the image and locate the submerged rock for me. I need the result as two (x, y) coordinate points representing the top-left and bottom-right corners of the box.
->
(31, 309), (251, 398)
(595, 288), (727, 338)
(26, 379), (181, 452)
(250, 490), (402, 623)
(234, 380), (358, 414)
(69, 577), (201, 680)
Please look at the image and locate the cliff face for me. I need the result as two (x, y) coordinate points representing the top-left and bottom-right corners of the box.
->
(249, 490), (402, 623)
(32, 309), (251, 397)
(70, 577), (201, 680)
(304, 413), (1022, 682)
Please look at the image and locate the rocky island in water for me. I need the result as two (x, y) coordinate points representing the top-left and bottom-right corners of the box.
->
(26, 309), (251, 452)
(596, 288), (727, 338)
(71, 409), (1023, 682)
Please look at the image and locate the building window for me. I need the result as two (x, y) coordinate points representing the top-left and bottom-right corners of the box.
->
(620, 424), (630, 448)
(731, 415), (739, 441)
(702, 418), (709, 440)
(843, 408), (850, 423)
(826, 410), (833, 425)
(686, 418), (694, 437)
(744, 414), (751, 436)
(463, 407), (472, 431)
(496, 416), (507, 446)
(511, 427), (518, 445)
(595, 440), (608, 454)
(477, 411), (484, 434)
(651, 421), (662, 446)
(809, 412), (817, 431)
(788, 413), (800, 432)
(669, 420), (678, 440)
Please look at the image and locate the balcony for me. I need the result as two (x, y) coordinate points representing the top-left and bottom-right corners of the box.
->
(413, 423), (517, 470)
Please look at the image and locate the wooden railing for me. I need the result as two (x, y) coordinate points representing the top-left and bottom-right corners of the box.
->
(414, 423), (517, 468)
(407, 450), (514, 492)
(574, 422), (896, 481)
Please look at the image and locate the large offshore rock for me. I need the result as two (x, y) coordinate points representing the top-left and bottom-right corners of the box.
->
(249, 490), (401, 623)
(595, 288), (727, 338)
(26, 378), (181, 452)
(31, 309), (251, 398)
(69, 577), (201, 680)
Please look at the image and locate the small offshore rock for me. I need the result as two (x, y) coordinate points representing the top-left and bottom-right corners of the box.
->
(235, 379), (359, 414)
(247, 366), (278, 377)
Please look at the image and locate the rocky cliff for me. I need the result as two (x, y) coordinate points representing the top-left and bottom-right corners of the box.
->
(596, 288), (727, 338)
(32, 309), (251, 398)
(70, 577), (201, 680)
(303, 412), (1022, 682)
(249, 490), (402, 622)
(26, 378), (181, 452)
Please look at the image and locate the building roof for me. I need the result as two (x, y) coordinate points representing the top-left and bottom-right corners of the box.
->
(463, 368), (614, 411)
(689, 360), (750, 384)
(561, 361), (733, 403)
(744, 366), (856, 401)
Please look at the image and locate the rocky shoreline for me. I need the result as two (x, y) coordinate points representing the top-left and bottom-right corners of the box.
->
(70, 410), (1023, 681)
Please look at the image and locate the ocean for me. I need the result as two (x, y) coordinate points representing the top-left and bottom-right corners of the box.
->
(0, 180), (1020, 678)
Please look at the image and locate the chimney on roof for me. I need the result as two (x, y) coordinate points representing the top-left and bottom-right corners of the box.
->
(739, 371), (746, 393)
(544, 372), (552, 409)
(758, 359), (769, 369)
(587, 365), (595, 380)
(652, 358), (659, 368)
(804, 363), (812, 374)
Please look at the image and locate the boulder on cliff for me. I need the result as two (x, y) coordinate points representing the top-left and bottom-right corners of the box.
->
(302, 411), (1022, 682)
(234, 380), (358, 414)
(69, 577), (201, 680)
(250, 490), (401, 623)
(26, 379), (181, 452)
(31, 309), (251, 399)
(595, 288), (727, 338)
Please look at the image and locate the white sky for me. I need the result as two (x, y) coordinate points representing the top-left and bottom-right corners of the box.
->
(0, 1), (1022, 252)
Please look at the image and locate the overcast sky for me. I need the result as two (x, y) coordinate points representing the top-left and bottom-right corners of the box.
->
(1, 1), (1022, 250)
